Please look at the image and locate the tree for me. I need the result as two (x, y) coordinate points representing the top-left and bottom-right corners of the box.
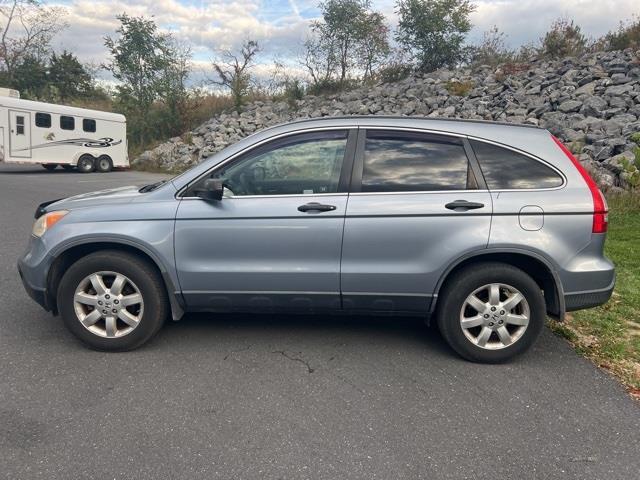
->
(303, 0), (390, 86)
(211, 39), (260, 110)
(357, 11), (390, 80)
(11, 53), (47, 97)
(48, 50), (92, 101)
(0, 0), (67, 83)
(104, 14), (178, 147)
(157, 40), (193, 136)
(540, 18), (587, 59)
(395, 0), (475, 72)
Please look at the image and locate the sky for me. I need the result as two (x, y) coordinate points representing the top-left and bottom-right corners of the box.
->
(48, 0), (639, 84)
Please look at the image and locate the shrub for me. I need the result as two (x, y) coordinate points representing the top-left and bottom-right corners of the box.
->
(605, 16), (640, 50)
(540, 18), (587, 59)
(469, 26), (515, 66)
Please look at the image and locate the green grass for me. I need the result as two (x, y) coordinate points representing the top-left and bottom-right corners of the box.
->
(550, 193), (640, 394)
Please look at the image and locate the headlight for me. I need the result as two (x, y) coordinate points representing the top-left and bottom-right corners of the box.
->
(32, 210), (69, 237)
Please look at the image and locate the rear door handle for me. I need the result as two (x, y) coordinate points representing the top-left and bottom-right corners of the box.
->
(298, 202), (337, 213)
(445, 200), (485, 211)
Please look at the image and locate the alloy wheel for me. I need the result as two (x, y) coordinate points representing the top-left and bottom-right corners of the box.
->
(459, 283), (530, 350)
(73, 271), (144, 338)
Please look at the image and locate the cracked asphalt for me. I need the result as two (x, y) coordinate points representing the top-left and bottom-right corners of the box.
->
(1, 163), (639, 479)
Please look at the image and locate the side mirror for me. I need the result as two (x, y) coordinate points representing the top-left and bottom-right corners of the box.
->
(194, 178), (224, 201)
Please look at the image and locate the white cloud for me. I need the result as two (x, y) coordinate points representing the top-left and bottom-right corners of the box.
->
(469, 0), (639, 47)
(44, 0), (640, 85)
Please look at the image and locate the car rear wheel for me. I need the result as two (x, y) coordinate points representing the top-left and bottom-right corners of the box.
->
(77, 155), (95, 173)
(436, 262), (544, 363)
(57, 251), (168, 351)
(96, 155), (113, 173)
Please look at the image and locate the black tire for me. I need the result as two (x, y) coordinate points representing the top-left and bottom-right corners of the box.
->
(57, 251), (168, 351)
(61, 164), (75, 171)
(42, 164), (58, 171)
(77, 155), (95, 173)
(436, 262), (545, 363)
(96, 155), (113, 173)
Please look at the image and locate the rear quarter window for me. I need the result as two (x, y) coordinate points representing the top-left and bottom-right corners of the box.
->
(470, 140), (563, 190)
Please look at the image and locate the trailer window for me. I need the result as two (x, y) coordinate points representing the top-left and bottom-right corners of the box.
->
(60, 116), (75, 130)
(83, 119), (96, 133)
(35, 113), (51, 128)
(16, 115), (25, 135)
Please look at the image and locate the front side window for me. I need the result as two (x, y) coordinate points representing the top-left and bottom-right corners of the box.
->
(470, 140), (563, 190)
(83, 118), (96, 132)
(198, 130), (348, 196)
(16, 115), (25, 135)
(35, 113), (51, 128)
(60, 116), (75, 130)
(361, 130), (475, 192)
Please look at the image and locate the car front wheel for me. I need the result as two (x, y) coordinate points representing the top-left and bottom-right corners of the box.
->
(436, 262), (545, 363)
(57, 251), (168, 351)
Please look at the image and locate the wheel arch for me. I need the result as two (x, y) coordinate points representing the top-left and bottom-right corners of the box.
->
(430, 249), (565, 320)
(47, 240), (184, 320)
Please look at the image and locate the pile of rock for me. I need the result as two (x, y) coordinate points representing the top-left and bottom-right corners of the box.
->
(134, 49), (640, 189)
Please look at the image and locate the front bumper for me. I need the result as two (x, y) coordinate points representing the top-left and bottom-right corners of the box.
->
(17, 236), (54, 313)
(18, 259), (50, 311)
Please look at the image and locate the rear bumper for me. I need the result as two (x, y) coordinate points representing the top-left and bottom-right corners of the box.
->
(564, 275), (615, 312)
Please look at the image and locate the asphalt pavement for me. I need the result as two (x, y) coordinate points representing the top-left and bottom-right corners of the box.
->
(0, 163), (638, 479)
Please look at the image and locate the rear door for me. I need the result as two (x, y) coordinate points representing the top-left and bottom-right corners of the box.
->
(340, 128), (493, 313)
(175, 129), (356, 312)
(9, 110), (30, 158)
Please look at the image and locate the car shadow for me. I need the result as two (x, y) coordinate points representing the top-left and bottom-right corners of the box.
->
(159, 312), (453, 356)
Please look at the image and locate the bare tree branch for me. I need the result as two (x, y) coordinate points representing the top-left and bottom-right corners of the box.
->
(210, 39), (260, 110)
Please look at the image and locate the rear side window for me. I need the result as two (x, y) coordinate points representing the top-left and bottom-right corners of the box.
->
(361, 130), (476, 192)
(60, 116), (75, 130)
(470, 140), (563, 190)
(35, 113), (51, 128)
(83, 119), (96, 132)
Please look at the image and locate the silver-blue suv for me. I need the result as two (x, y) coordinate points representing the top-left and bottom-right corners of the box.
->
(18, 116), (615, 362)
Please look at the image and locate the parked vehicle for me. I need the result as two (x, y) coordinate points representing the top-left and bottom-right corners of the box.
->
(18, 116), (615, 361)
(0, 88), (127, 172)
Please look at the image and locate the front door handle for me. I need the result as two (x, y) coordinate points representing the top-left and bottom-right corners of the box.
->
(298, 202), (337, 213)
(445, 200), (485, 211)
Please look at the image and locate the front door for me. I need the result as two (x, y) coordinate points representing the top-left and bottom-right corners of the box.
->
(10, 110), (31, 158)
(340, 129), (493, 313)
(175, 129), (356, 312)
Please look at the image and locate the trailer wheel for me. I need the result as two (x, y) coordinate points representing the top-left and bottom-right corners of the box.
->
(77, 155), (95, 173)
(42, 164), (58, 171)
(96, 155), (113, 173)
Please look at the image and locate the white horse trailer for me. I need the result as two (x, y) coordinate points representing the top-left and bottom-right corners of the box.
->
(0, 88), (128, 172)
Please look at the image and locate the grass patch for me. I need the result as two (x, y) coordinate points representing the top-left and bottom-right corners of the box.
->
(445, 80), (474, 96)
(550, 192), (640, 396)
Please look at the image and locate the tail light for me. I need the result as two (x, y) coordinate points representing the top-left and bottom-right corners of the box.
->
(551, 135), (608, 233)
